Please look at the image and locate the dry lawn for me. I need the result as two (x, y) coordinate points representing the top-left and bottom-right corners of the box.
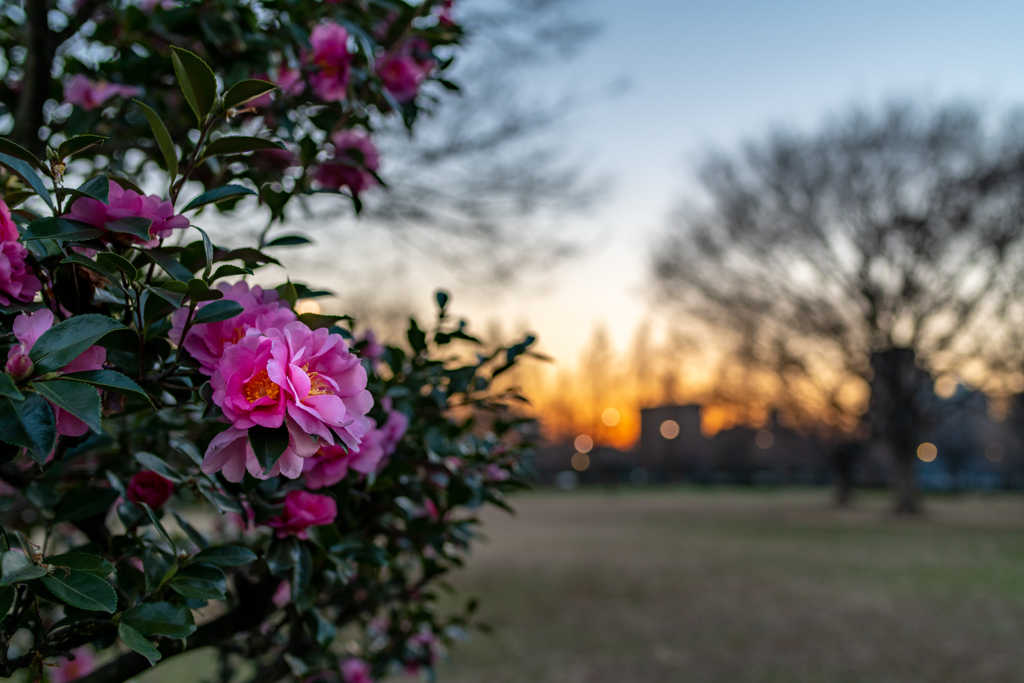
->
(435, 488), (1024, 683)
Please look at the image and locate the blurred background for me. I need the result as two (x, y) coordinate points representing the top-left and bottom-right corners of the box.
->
(208, 1), (1024, 680)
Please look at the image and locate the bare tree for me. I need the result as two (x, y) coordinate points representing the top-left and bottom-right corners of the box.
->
(652, 100), (1024, 513)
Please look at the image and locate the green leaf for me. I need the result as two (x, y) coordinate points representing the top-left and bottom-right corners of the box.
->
(209, 265), (253, 282)
(0, 138), (41, 169)
(223, 79), (277, 110)
(75, 175), (110, 203)
(249, 424), (289, 475)
(196, 227), (214, 280)
(22, 217), (102, 242)
(198, 485), (244, 514)
(119, 622), (162, 666)
(30, 314), (127, 374)
(141, 249), (196, 281)
(171, 510), (209, 550)
(122, 601), (196, 639)
(105, 217), (153, 241)
(191, 546), (256, 568)
(291, 540), (313, 612)
(202, 136), (283, 159)
(0, 152), (52, 210)
(186, 278), (222, 304)
(40, 570), (117, 612)
(96, 252), (138, 281)
(0, 550), (46, 586)
(60, 254), (122, 289)
(139, 502), (176, 553)
(0, 374), (23, 402)
(44, 552), (113, 577)
(407, 318), (427, 354)
(266, 235), (312, 247)
(33, 380), (102, 434)
(60, 370), (153, 408)
(276, 281), (297, 308)
(146, 284), (186, 309)
(169, 563), (226, 600)
(170, 47), (218, 124)
(58, 135), (106, 160)
(133, 100), (178, 180)
(53, 488), (119, 523)
(0, 394), (55, 464)
(0, 585), (14, 617)
(135, 451), (183, 483)
(298, 313), (351, 331)
(182, 185), (256, 212)
(193, 300), (243, 324)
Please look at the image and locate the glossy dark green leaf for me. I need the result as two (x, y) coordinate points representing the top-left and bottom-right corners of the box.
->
(191, 546), (256, 568)
(133, 100), (178, 180)
(0, 393), (55, 464)
(44, 552), (113, 577)
(276, 281), (298, 308)
(40, 569), (117, 612)
(0, 152), (52, 210)
(0, 138), (41, 169)
(249, 424), (289, 475)
(298, 313), (351, 330)
(141, 249), (195, 281)
(198, 485), (245, 514)
(22, 217), (102, 242)
(171, 510), (209, 550)
(75, 175), (110, 202)
(0, 550), (46, 585)
(33, 380), (102, 434)
(142, 547), (175, 594)
(0, 585), (14, 617)
(53, 488), (118, 523)
(196, 227), (214, 280)
(58, 135), (106, 160)
(96, 252), (138, 281)
(193, 300), (243, 324)
(182, 184), (256, 212)
(146, 284), (186, 308)
(266, 235), (312, 247)
(291, 540), (313, 612)
(169, 563), (226, 600)
(202, 136), (283, 159)
(60, 254), (121, 290)
(140, 502), (176, 552)
(122, 601), (196, 638)
(135, 451), (183, 483)
(223, 79), (277, 110)
(105, 217), (153, 241)
(30, 314), (127, 374)
(0, 374), (23, 402)
(170, 47), (217, 124)
(209, 265), (252, 282)
(407, 318), (427, 354)
(59, 370), (152, 408)
(119, 622), (162, 666)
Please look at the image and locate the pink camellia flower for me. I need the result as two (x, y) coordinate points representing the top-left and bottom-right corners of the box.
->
(63, 75), (140, 111)
(0, 200), (41, 307)
(63, 180), (189, 246)
(6, 309), (105, 436)
(267, 490), (337, 539)
(308, 22), (352, 102)
(50, 646), (97, 683)
(250, 65), (307, 109)
(302, 397), (406, 488)
(171, 282), (295, 375)
(272, 580), (291, 608)
(202, 321), (373, 482)
(359, 330), (384, 364)
(314, 131), (379, 197)
(377, 39), (434, 104)
(484, 463), (511, 482)
(341, 658), (374, 683)
(127, 471), (175, 509)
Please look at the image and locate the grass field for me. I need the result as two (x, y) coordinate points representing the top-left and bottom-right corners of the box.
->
(434, 488), (1024, 683)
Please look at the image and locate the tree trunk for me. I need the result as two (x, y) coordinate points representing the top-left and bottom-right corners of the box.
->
(12, 0), (56, 157)
(892, 453), (920, 514)
(834, 468), (854, 507)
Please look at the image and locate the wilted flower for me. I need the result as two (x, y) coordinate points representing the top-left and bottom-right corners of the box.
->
(171, 282), (295, 375)
(63, 180), (189, 246)
(0, 200), (41, 307)
(63, 75), (140, 111)
(127, 471), (175, 509)
(308, 22), (352, 102)
(267, 490), (337, 539)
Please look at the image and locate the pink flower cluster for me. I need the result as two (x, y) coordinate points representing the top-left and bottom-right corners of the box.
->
(6, 309), (105, 437)
(377, 40), (435, 104)
(198, 307), (373, 482)
(308, 22), (352, 102)
(341, 658), (373, 683)
(171, 282), (295, 375)
(267, 490), (337, 539)
(64, 180), (189, 246)
(0, 201), (41, 307)
(303, 404), (408, 488)
(314, 131), (380, 198)
(63, 75), (140, 111)
(127, 470), (175, 509)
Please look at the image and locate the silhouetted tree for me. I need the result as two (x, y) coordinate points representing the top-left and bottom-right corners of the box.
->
(652, 101), (1024, 513)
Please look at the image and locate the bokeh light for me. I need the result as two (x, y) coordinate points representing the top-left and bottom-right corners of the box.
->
(571, 452), (590, 471)
(574, 434), (593, 453)
(296, 299), (321, 315)
(755, 430), (774, 449)
(917, 442), (938, 462)
(660, 420), (679, 439)
(602, 408), (621, 427)
(934, 375), (958, 399)
(986, 443), (1005, 463)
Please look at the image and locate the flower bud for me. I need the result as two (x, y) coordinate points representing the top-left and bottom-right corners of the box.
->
(5, 352), (33, 381)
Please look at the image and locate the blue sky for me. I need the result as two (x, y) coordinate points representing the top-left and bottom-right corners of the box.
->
(438, 0), (1024, 365)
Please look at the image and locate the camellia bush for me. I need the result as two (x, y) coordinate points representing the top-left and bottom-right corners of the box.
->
(0, 2), (538, 682)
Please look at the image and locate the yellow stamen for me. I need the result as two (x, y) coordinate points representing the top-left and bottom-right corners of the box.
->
(244, 369), (280, 403)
